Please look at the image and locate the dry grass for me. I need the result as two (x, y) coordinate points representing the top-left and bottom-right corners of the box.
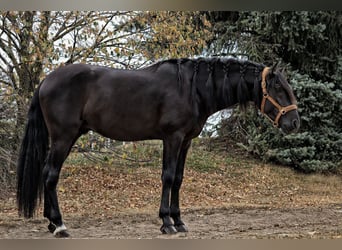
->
(1, 142), (342, 218)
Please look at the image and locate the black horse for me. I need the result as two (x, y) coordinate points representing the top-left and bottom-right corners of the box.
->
(17, 58), (300, 237)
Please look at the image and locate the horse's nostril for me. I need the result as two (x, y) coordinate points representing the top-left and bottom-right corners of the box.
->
(292, 119), (300, 129)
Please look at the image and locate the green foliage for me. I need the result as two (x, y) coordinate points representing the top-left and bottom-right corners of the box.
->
(220, 72), (342, 173)
(187, 148), (221, 172)
(207, 11), (342, 84)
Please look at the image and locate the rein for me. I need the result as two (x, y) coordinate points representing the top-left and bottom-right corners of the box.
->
(260, 67), (298, 127)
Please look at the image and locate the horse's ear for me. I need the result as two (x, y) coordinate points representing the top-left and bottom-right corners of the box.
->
(270, 61), (280, 74)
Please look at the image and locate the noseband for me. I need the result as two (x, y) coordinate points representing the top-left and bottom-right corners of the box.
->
(260, 67), (298, 127)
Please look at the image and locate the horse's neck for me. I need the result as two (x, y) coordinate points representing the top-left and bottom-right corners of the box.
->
(194, 62), (260, 118)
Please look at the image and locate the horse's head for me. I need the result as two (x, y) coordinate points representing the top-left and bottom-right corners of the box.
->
(260, 65), (300, 134)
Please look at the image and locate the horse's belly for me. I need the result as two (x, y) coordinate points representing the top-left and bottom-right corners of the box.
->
(86, 114), (161, 141)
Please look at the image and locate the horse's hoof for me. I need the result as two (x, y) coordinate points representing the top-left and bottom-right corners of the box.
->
(48, 223), (56, 233)
(160, 225), (177, 234)
(54, 230), (70, 238)
(53, 224), (70, 238)
(175, 224), (188, 232)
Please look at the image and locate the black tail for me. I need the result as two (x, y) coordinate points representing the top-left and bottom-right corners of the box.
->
(17, 86), (49, 218)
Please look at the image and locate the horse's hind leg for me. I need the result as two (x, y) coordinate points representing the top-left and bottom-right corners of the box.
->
(43, 132), (80, 237)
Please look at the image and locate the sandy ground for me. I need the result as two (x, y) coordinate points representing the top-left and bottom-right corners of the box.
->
(1, 205), (342, 239)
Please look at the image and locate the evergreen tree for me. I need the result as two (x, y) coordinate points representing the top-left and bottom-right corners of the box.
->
(207, 11), (342, 172)
(206, 11), (342, 84)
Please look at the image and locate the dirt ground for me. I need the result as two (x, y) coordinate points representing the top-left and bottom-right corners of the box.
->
(1, 150), (342, 239)
(1, 205), (342, 239)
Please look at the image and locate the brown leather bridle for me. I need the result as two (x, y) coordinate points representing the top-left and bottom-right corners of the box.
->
(260, 67), (298, 127)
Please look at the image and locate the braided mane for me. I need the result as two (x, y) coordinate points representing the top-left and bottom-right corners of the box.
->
(144, 57), (266, 111)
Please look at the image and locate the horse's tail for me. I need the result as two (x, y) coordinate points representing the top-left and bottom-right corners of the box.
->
(17, 85), (49, 218)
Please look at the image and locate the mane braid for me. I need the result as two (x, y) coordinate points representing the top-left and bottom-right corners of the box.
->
(190, 60), (200, 109)
(222, 60), (233, 107)
(205, 61), (215, 112)
(237, 61), (249, 109)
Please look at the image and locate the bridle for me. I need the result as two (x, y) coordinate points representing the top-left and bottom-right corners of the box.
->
(260, 67), (298, 127)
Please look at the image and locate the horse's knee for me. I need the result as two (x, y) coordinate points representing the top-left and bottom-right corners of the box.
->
(173, 174), (183, 190)
(161, 169), (176, 187)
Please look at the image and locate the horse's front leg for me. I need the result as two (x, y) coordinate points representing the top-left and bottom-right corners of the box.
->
(170, 139), (191, 232)
(159, 133), (184, 234)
